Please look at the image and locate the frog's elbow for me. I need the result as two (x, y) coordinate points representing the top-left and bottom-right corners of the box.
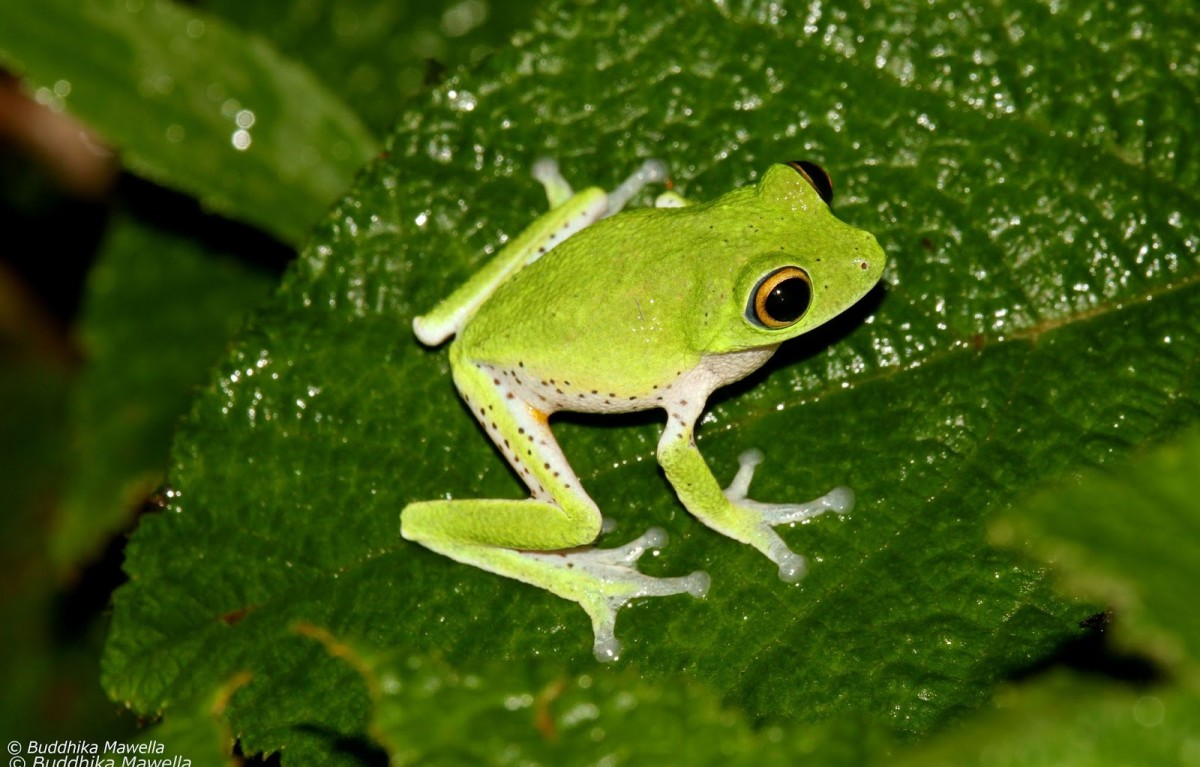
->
(413, 315), (454, 347)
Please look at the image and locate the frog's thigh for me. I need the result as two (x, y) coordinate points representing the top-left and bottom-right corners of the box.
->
(402, 347), (602, 552)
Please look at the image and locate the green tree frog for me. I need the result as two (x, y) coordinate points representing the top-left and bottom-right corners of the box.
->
(403, 157), (885, 661)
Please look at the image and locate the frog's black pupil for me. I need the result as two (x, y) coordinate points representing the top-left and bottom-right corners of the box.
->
(765, 277), (811, 323)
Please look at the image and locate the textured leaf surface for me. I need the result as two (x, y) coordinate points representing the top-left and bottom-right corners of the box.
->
(203, 0), (538, 134)
(888, 430), (1200, 766)
(103, 0), (1198, 763)
(999, 428), (1200, 668)
(0, 0), (377, 244)
(299, 623), (888, 766)
(104, 672), (249, 767)
(887, 673), (1200, 767)
(53, 213), (275, 572)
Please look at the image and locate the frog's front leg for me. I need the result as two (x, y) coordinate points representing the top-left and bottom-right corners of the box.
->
(657, 401), (853, 582)
(400, 344), (709, 661)
(414, 158), (668, 346)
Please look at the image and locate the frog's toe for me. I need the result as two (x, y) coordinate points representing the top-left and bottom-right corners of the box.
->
(773, 548), (808, 583)
(743, 487), (856, 526)
(724, 449), (855, 524)
(824, 486), (855, 514)
(606, 159), (670, 214)
(526, 528), (708, 662)
(589, 566), (710, 663)
(587, 526), (670, 566)
(593, 631), (623, 663)
(531, 156), (561, 183)
(720, 448), (855, 581)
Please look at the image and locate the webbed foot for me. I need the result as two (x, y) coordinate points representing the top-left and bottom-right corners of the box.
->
(722, 449), (853, 582)
(526, 527), (709, 661)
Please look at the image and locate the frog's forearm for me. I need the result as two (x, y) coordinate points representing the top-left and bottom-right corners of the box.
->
(656, 415), (807, 580)
(413, 188), (608, 346)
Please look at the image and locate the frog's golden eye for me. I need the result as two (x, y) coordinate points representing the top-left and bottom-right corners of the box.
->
(786, 160), (834, 205)
(751, 267), (812, 328)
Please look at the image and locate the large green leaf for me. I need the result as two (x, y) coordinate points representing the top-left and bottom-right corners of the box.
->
(202, 0), (539, 135)
(103, 0), (1198, 763)
(0, 0), (377, 244)
(297, 622), (889, 766)
(998, 428), (1200, 668)
(887, 429), (1200, 766)
(52, 213), (276, 572)
(102, 672), (249, 767)
(886, 672), (1200, 767)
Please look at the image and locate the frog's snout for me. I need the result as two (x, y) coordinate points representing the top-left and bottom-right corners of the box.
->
(853, 232), (886, 282)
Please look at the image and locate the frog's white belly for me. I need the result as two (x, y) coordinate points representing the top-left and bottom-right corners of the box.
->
(476, 346), (779, 417)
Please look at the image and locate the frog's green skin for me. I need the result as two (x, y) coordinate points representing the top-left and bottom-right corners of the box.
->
(403, 159), (885, 661)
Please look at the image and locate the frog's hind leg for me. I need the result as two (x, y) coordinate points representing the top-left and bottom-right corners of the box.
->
(401, 345), (709, 661)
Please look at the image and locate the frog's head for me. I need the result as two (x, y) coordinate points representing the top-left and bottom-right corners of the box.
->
(716, 161), (886, 351)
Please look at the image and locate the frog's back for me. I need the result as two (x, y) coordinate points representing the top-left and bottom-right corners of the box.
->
(458, 201), (743, 393)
